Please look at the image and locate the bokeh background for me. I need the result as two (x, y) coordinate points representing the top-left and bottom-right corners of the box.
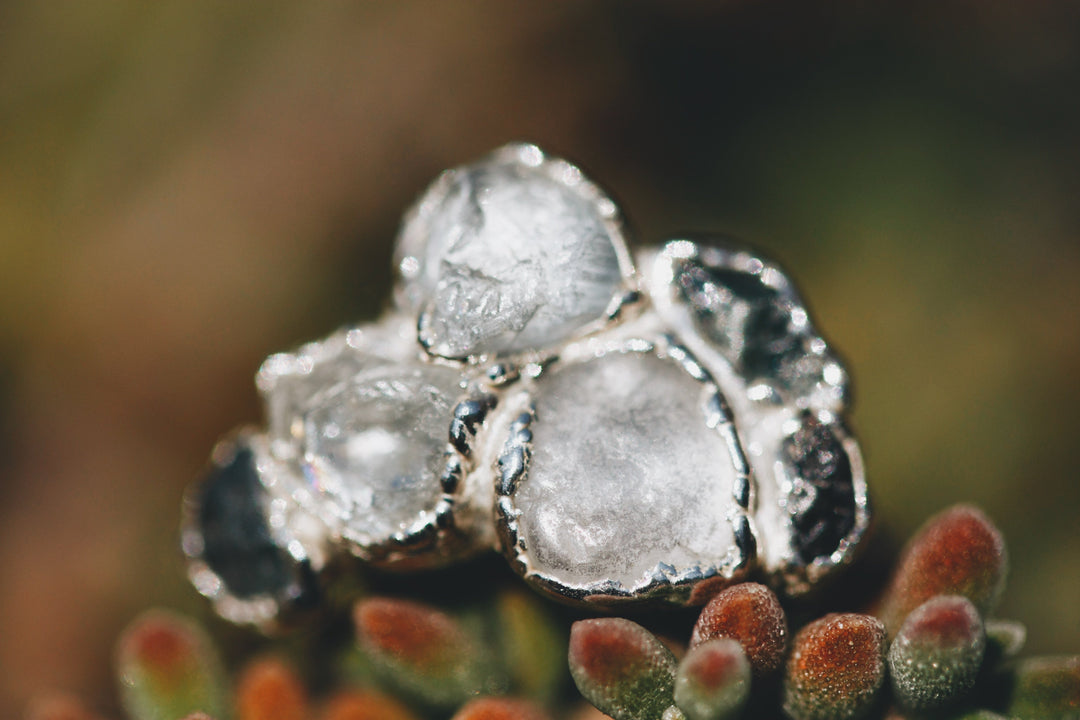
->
(2, 2), (1079, 716)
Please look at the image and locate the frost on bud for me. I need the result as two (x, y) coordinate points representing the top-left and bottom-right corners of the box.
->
(1006, 655), (1080, 720)
(568, 618), (679, 720)
(783, 613), (887, 720)
(674, 638), (750, 720)
(354, 597), (490, 709)
(320, 690), (420, 720)
(887, 595), (985, 712)
(450, 697), (553, 720)
(878, 505), (1006, 637)
(115, 610), (225, 720)
(690, 582), (787, 676)
(235, 657), (307, 720)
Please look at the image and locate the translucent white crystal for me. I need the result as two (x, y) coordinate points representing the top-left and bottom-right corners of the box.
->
(298, 363), (463, 544)
(396, 148), (628, 358)
(643, 243), (865, 588)
(257, 317), (418, 452)
(515, 351), (739, 590)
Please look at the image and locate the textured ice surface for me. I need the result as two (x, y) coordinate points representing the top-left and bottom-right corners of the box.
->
(516, 351), (739, 589)
(257, 318), (418, 452)
(299, 363), (462, 543)
(397, 152), (626, 358)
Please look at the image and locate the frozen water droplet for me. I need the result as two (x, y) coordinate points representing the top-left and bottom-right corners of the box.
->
(506, 348), (748, 599)
(299, 363), (462, 546)
(396, 145), (633, 359)
(257, 317), (418, 450)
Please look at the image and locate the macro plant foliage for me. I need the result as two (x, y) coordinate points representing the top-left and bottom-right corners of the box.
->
(15, 146), (1078, 720)
(22, 503), (1080, 720)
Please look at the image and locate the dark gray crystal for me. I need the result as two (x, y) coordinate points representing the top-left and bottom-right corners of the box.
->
(195, 441), (317, 606)
(783, 414), (856, 564)
(672, 249), (843, 406)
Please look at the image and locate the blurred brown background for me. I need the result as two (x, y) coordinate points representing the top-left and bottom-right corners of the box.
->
(2, 1), (1079, 716)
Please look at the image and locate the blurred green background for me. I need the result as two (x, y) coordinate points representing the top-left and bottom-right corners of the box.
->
(2, 1), (1078, 716)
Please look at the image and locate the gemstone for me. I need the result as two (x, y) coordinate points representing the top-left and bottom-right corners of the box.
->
(298, 363), (464, 547)
(395, 144), (631, 359)
(507, 348), (747, 597)
(186, 435), (318, 611)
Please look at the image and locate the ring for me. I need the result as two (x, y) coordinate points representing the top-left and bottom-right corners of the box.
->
(181, 143), (870, 627)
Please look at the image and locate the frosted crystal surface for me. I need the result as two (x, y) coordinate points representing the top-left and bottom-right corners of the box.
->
(299, 364), (462, 542)
(517, 351), (738, 589)
(399, 158), (625, 358)
(258, 319), (418, 449)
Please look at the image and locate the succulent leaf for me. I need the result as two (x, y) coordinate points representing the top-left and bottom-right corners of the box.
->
(353, 597), (489, 709)
(690, 582), (787, 676)
(320, 690), (420, 720)
(494, 587), (567, 703)
(878, 505), (1007, 637)
(1006, 655), (1080, 720)
(783, 613), (887, 720)
(115, 610), (225, 720)
(235, 657), (307, 720)
(673, 638), (750, 720)
(450, 697), (553, 720)
(887, 595), (986, 712)
(568, 618), (678, 720)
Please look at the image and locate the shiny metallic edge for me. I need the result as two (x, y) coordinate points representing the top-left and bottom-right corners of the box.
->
(326, 377), (497, 569)
(255, 317), (497, 569)
(180, 429), (326, 629)
(655, 238), (849, 412)
(776, 415), (872, 595)
(493, 336), (756, 607)
(255, 316), (420, 397)
(255, 316), (422, 458)
(647, 239), (868, 594)
(396, 142), (643, 363)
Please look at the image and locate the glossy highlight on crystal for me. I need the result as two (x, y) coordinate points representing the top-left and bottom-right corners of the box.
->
(184, 143), (869, 619)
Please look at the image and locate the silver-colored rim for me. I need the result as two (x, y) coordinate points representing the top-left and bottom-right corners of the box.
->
(394, 142), (643, 363)
(644, 239), (868, 594)
(494, 335), (756, 606)
(180, 430), (325, 629)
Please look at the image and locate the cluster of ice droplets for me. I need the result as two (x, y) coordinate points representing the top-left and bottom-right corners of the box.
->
(184, 143), (868, 625)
